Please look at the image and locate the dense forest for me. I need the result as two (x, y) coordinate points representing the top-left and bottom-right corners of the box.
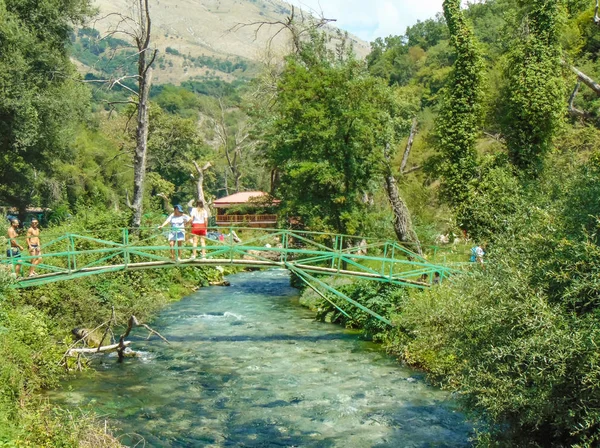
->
(3, 0), (600, 445)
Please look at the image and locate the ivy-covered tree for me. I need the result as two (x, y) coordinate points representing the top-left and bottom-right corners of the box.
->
(501, 0), (565, 174)
(435, 0), (484, 206)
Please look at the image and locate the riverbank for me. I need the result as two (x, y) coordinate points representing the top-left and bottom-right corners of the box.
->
(0, 264), (225, 447)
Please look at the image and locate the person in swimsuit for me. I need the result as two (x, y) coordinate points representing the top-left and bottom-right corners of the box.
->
(190, 199), (209, 259)
(158, 205), (191, 261)
(6, 219), (23, 277)
(26, 218), (42, 277)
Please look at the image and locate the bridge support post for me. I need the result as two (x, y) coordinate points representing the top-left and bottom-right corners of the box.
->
(67, 234), (76, 273)
(282, 231), (289, 263)
(337, 235), (344, 272)
(381, 243), (388, 276)
(286, 264), (393, 327)
(331, 235), (338, 269)
(123, 228), (130, 268)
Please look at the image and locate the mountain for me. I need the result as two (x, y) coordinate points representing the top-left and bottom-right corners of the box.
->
(77, 0), (371, 84)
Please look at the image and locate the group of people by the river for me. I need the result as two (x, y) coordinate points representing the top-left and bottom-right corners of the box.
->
(5, 208), (483, 276)
(158, 199), (241, 261)
(3, 200), (242, 277)
(6, 218), (41, 277)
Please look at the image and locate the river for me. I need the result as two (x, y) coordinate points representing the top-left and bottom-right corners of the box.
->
(50, 269), (472, 447)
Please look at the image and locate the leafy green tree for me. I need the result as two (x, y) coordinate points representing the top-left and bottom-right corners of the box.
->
(435, 0), (484, 206)
(147, 107), (208, 205)
(501, 0), (566, 174)
(0, 0), (92, 215)
(261, 34), (416, 240)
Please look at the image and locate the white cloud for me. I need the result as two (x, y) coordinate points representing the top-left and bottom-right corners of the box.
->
(287, 0), (444, 42)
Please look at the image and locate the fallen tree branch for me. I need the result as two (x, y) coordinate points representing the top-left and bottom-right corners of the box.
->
(62, 313), (169, 369)
(402, 165), (422, 174)
(67, 341), (131, 356)
(97, 307), (117, 352)
(570, 65), (600, 96)
(118, 315), (169, 362)
(568, 81), (592, 120)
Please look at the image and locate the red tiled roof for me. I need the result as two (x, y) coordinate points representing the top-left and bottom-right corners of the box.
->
(213, 191), (280, 207)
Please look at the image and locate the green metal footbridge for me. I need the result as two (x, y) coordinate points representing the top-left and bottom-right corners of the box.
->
(2, 227), (456, 326)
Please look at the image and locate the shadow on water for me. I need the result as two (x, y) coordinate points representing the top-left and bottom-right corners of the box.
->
(163, 333), (356, 344)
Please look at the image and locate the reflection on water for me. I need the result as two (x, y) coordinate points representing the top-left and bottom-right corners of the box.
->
(51, 270), (472, 447)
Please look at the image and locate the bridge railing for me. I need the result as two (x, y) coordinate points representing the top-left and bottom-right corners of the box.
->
(1, 226), (457, 288)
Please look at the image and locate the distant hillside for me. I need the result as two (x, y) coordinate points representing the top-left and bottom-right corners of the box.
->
(74, 0), (370, 84)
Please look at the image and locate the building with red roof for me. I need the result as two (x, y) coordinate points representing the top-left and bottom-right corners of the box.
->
(213, 191), (280, 227)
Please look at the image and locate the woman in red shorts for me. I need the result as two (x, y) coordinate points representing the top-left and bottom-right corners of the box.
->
(190, 199), (209, 259)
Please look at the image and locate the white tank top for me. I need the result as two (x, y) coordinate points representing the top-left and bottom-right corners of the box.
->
(191, 208), (207, 224)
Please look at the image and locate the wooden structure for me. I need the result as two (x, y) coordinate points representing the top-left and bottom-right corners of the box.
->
(213, 191), (280, 227)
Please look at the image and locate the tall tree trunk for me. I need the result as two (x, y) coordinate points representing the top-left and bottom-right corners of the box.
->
(400, 118), (418, 174)
(383, 144), (422, 255)
(132, 67), (152, 228)
(129, 0), (157, 229)
(193, 161), (212, 217)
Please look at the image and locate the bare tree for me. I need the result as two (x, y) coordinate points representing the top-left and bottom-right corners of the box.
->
(567, 65), (600, 126)
(230, 4), (335, 55)
(193, 160), (212, 208)
(89, 0), (158, 228)
(383, 143), (422, 255)
(210, 98), (256, 193)
(399, 118), (422, 175)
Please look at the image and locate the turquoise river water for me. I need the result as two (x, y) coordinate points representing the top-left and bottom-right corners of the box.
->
(50, 270), (472, 447)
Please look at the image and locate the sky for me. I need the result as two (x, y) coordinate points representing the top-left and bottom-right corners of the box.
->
(287, 0), (444, 43)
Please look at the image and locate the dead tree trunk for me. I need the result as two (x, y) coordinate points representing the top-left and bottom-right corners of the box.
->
(400, 118), (418, 174)
(570, 65), (600, 96)
(132, 67), (153, 227)
(383, 144), (422, 255)
(568, 81), (592, 120)
(130, 0), (157, 228)
(193, 161), (212, 203)
(193, 161), (212, 217)
(118, 315), (169, 362)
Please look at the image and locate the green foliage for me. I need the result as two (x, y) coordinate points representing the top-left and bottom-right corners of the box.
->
(147, 106), (208, 205)
(435, 0), (484, 206)
(455, 158), (524, 241)
(0, 208), (223, 446)
(153, 85), (200, 117)
(301, 279), (408, 341)
(367, 20), (454, 107)
(261, 33), (412, 236)
(387, 153), (600, 446)
(500, 0), (566, 174)
(0, 0), (92, 212)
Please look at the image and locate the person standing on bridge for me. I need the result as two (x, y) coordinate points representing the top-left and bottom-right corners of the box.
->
(26, 218), (42, 277)
(190, 199), (208, 259)
(158, 205), (191, 261)
(6, 219), (23, 277)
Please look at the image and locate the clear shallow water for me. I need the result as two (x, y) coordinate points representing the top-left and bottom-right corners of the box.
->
(51, 270), (472, 447)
